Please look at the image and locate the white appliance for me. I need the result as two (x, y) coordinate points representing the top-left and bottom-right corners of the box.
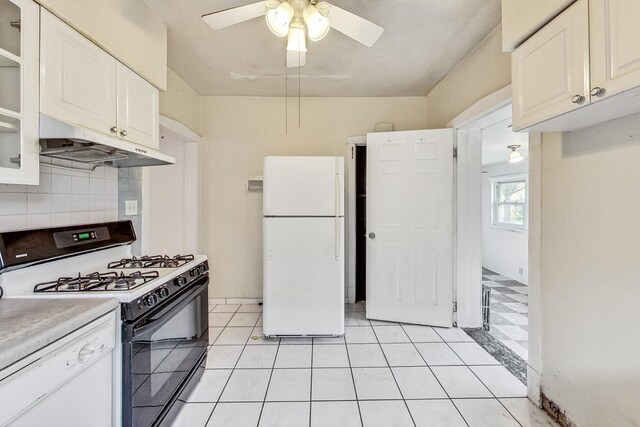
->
(0, 222), (211, 427)
(0, 312), (117, 427)
(263, 156), (345, 337)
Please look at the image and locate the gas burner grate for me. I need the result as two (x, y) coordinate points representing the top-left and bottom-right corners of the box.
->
(107, 255), (195, 269)
(34, 270), (160, 292)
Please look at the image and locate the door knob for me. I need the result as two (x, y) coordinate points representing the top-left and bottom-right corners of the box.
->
(368, 232), (376, 239)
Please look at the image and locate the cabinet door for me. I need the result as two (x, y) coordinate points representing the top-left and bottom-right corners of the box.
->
(512, 0), (590, 131)
(40, 9), (117, 137)
(590, 0), (640, 101)
(0, 0), (39, 185)
(116, 63), (159, 149)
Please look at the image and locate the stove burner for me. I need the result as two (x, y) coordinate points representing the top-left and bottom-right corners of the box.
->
(113, 277), (134, 289)
(34, 270), (160, 293)
(107, 255), (195, 269)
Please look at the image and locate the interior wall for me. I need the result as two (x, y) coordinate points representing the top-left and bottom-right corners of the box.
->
(159, 69), (201, 134)
(425, 26), (511, 128)
(35, 0), (167, 89)
(481, 161), (529, 284)
(541, 113), (640, 426)
(199, 96), (427, 298)
(147, 136), (199, 256)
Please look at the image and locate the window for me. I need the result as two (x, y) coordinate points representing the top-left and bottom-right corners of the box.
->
(492, 176), (527, 229)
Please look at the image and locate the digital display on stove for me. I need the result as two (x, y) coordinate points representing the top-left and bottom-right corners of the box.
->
(72, 231), (97, 242)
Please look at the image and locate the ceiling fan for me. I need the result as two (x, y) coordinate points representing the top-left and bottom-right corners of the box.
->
(202, 0), (384, 68)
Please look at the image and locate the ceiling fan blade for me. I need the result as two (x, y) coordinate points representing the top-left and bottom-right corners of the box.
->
(202, 1), (268, 30)
(321, 2), (384, 47)
(286, 50), (306, 68)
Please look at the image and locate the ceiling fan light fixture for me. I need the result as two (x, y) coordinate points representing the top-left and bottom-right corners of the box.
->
(286, 19), (307, 52)
(266, 1), (294, 37)
(303, 4), (330, 41)
(508, 145), (524, 163)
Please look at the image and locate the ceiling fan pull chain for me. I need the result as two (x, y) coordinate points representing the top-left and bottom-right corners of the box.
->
(283, 52), (288, 134)
(299, 48), (301, 128)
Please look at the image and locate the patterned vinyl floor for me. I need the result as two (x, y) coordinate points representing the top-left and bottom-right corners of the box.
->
(482, 268), (529, 361)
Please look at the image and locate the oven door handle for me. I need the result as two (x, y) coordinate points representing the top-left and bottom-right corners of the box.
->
(132, 276), (209, 338)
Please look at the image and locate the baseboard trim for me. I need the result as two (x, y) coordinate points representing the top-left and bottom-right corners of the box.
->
(542, 393), (578, 427)
(209, 298), (263, 305)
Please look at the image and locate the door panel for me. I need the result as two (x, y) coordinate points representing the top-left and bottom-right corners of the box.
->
(40, 9), (117, 137)
(590, 0), (640, 100)
(366, 129), (453, 327)
(116, 63), (159, 149)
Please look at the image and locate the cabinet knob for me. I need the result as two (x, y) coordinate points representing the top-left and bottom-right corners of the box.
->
(590, 87), (605, 97)
(110, 126), (118, 134)
(120, 130), (128, 137)
(571, 95), (585, 104)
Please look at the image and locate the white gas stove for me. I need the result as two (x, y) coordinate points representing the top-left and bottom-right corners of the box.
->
(0, 221), (210, 427)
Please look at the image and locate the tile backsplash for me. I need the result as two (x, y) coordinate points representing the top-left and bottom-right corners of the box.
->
(0, 159), (119, 232)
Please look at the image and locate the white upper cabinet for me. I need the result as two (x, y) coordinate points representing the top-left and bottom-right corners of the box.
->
(40, 10), (159, 149)
(116, 64), (159, 149)
(0, 0), (39, 185)
(589, 0), (640, 100)
(40, 8), (117, 138)
(512, 0), (640, 131)
(512, 0), (590, 131)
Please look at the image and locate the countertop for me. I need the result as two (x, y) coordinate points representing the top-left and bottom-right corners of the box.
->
(0, 297), (119, 371)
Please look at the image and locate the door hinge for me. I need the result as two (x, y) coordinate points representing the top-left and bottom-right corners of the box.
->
(452, 301), (457, 313)
(453, 147), (458, 158)
(351, 146), (354, 159)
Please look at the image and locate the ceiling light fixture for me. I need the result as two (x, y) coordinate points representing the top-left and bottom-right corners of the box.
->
(286, 18), (307, 52)
(508, 145), (524, 163)
(203, 1), (384, 68)
(266, 1), (294, 37)
(303, 3), (331, 41)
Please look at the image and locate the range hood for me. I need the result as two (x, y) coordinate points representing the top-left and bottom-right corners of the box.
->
(39, 114), (175, 167)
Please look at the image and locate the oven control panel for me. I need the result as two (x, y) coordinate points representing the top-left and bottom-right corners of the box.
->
(123, 260), (209, 321)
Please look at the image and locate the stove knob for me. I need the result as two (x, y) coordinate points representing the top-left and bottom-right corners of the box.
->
(174, 276), (187, 287)
(145, 294), (158, 307)
(158, 288), (169, 298)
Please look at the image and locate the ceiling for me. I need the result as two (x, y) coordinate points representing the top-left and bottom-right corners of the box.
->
(481, 118), (529, 166)
(145, 0), (502, 97)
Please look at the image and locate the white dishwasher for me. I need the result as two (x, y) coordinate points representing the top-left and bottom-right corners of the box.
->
(0, 311), (118, 427)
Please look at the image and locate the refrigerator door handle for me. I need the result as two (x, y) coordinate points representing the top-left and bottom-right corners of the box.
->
(335, 160), (340, 261)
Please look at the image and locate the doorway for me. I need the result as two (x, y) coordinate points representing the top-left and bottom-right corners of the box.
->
(355, 145), (367, 302)
(479, 118), (530, 363)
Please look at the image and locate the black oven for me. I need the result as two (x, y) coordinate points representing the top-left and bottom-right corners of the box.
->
(122, 274), (209, 427)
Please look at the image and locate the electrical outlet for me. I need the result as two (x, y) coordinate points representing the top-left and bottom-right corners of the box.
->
(125, 200), (138, 216)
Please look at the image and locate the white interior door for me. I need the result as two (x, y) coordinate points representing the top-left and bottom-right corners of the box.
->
(366, 129), (454, 327)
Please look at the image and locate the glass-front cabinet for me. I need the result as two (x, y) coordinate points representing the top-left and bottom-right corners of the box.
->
(0, 0), (39, 185)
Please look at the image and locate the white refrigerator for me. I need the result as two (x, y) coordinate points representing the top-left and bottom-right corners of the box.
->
(263, 156), (345, 337)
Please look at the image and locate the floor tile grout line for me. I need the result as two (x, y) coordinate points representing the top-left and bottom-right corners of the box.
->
(438, 332), (525, 427)
(398, 323), (470, 427)
(205, 310), (264, 424)
(256, 338), (282, 426)
(204, 317), (256, 421)
(463, 364), (526, 427)
(343, 331), (365, 427)
(370, 325), (417, 427)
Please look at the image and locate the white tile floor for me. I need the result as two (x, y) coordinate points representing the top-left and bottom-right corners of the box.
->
(172, 302), (557, 427)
